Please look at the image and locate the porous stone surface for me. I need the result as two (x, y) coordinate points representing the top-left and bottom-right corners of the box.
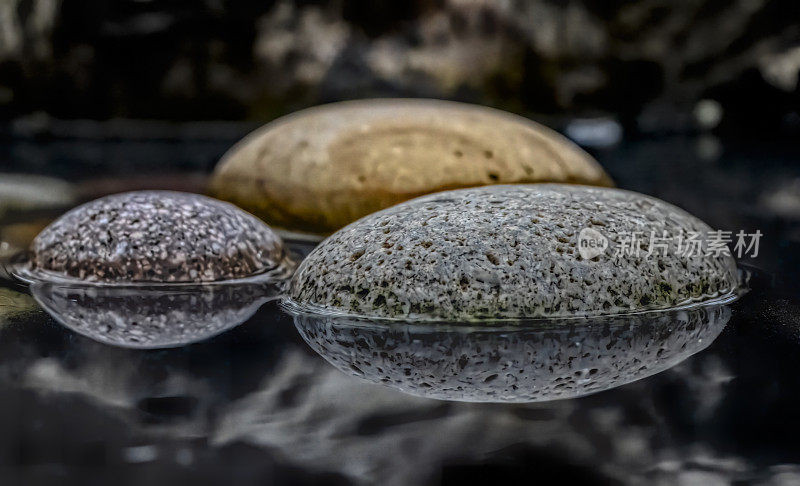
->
(31, 191), (287, 283)
(209, 99), (613, 235)
(294, 304), (729, 402)
(290, 184), (739, 319)
(31, 283), (275, 348)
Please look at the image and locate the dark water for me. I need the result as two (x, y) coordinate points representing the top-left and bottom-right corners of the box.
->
(1, 135), (800, 485)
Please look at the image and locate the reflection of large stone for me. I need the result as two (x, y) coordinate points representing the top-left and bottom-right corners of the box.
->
(210, 99), (612, 235)
(292, 303), (730, 402)
(31, 282), (280, 348)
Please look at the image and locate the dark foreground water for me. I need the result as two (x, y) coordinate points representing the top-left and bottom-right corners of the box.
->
(1, 133), (800, 485)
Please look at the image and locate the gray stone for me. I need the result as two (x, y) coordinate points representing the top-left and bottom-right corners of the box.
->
(290, 184), (739, 320)
(292, 303), (730, 402)
(0, 173), (76, 218)
(30, 191), (288, 283)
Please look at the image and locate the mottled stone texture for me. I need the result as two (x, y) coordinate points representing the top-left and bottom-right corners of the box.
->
(32, 191), (286, 283)
(294, 304), (729, 402)
(290, 184), (739, 319)
(210, 99), (612, 235)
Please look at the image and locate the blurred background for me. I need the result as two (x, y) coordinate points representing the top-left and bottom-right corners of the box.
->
(0, 0), (798, 135)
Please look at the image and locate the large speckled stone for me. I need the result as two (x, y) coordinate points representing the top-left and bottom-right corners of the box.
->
(209, 99), (613, 235)
(290, 184), (739, 320)
(293, 304), (729, 402)
(31, 191), (288, 284)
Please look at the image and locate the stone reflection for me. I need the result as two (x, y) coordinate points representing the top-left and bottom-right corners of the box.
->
(30, 282), (282, 348)
(292, 303), (731, 402)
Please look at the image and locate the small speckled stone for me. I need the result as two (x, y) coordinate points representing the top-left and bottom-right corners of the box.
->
(31, 191), (287, 283)
(290, 184), (739, 320)
(209, 99), (613, 235)
(294, 304), (729, 402)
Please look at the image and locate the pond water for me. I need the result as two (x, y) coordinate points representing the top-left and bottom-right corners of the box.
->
(1, 135), (799, 485)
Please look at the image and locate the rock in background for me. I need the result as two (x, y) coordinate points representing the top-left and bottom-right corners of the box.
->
(0, 0), (798, 137)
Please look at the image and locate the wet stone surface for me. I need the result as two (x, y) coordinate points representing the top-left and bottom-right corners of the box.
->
(30, 191), (287, 284)
(291, 184), (739, 320)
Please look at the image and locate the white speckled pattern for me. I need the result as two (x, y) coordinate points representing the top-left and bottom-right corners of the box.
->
(32, 191), (287, 283)
(290, 184), (739, 319)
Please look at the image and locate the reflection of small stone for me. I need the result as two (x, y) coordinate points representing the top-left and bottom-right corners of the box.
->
(31, 282), (278, 348)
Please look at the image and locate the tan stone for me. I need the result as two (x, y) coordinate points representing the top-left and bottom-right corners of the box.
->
(209, 99), (613, 235)
(0, 287), (39, 325)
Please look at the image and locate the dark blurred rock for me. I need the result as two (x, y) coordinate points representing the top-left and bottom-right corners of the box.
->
(0, 0), (798, 136)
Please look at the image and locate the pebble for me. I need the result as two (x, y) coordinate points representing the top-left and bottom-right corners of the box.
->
(31, 191), (287, 283)
(209, 99), (613, 235)
(0, 173), (76, 218)
(289, 184), (739, 320)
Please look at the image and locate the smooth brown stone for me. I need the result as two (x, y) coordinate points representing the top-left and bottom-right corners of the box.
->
(209, 99), (613, 235)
